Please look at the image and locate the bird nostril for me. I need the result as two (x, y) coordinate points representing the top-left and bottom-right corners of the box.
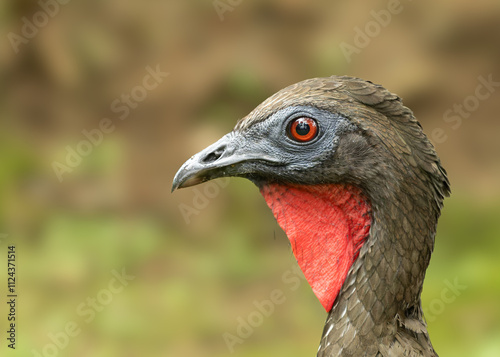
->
(201, 146), (226, 164)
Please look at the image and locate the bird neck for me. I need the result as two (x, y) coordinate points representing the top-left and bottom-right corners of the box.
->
(259, 183), (372, 311)
(315, 183), (441, 356)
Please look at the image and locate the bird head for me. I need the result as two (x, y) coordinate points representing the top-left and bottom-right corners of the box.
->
(172, 76), (450, 312)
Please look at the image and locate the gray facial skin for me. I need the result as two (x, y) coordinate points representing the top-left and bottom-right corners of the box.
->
(172, 106), (358, 190)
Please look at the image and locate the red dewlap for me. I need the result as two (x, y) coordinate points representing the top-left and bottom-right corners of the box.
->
(260, 183), (372, 311)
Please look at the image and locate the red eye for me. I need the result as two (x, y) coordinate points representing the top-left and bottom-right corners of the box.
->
(288, 117), (318, 142)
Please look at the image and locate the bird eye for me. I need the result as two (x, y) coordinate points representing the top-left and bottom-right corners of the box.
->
(287, 117), (318, 142)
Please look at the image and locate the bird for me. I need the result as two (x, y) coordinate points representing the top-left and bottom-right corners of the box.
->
(172, 75), (450, 356)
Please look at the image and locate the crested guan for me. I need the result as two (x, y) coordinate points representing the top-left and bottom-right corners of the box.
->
(172, 75), (450, 356)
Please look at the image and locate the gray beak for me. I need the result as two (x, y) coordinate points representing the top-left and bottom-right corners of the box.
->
(171, 131), (280, 192)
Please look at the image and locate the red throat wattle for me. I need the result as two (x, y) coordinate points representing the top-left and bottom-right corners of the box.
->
(260, 183), (372, 311)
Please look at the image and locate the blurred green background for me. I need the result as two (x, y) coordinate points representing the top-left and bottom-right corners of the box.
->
(1, 0), (499, 356)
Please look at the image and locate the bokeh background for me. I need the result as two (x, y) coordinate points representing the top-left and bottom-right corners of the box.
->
(1, 0), (499, 356)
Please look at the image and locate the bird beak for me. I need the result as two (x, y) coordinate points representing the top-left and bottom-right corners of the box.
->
(171, 131), (280, 192)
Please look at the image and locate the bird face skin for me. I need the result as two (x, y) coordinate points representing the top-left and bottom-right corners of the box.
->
(172, 75), (449, 356)
(172, 105), (359, 190)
